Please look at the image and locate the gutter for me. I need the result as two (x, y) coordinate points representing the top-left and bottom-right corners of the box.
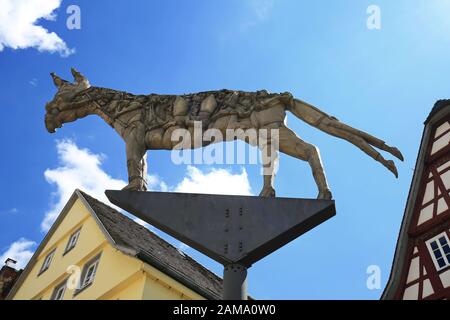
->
(136, 251), (222, 301)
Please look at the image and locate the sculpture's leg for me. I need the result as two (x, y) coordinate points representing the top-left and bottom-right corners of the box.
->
(259, 148), (277, 197)
(320, 125), (398, 178)
(124, 154), (148, 191)
(291, 99), (403, 161)
(278, 126), (332, 200)
(123, 128), (148, 192)
(258, 129), (278, 198)
(322, 119), (404, 161)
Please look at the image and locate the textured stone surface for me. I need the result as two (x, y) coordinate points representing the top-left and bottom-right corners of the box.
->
(45, 68), (403, 199)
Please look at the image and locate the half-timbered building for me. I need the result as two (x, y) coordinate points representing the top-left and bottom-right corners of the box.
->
(383, 100), (450, 300)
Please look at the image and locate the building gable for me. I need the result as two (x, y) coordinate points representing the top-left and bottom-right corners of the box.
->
(8, 194), (110, 299)
(8, 190), (223, 300)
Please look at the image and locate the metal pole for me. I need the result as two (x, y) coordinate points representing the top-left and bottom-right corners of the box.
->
(223, 264), (248, 300)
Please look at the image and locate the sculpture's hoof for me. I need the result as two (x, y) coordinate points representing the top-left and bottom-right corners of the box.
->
(389, 147), (404, 162)
(259, 187), (276, 198)
(123, 185), (137, 191)
(122, 180), (147, 192)
(318, 190), (333, 200)
(386, 160), (399, 178)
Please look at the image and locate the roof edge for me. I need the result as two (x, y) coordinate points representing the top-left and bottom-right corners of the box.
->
(425, 99), (450, 124)
(6, 190), (81, 300)
(76, 190), (122, 249)
(137, 251), (221, 300)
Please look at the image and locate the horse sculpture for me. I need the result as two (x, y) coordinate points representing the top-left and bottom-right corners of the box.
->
(45, 68), (403, 199)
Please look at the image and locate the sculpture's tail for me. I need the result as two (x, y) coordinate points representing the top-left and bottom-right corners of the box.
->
(288, 98), (403, 177)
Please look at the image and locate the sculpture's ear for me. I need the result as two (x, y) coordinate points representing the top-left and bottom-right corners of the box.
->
(71, 68), (90, 89)
(50, 72), (67, 89)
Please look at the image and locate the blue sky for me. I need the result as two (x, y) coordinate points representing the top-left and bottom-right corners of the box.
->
(1, 0), (450, 299)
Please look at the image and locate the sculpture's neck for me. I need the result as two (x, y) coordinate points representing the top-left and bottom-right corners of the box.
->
(85, 87), (130, 139)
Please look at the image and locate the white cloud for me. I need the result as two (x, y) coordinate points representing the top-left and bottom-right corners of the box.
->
(147, 175), (169, 192)
(0, 0), (74, 56)
(42, 140), (170, 232)
(175, 166), (253, 196)
(29, 78), (38, 87)
(249, 0), (274, 21)
(241, 0), (274, 30)
(0, 208), (18, 215)
(0, 238), (36, 269)
(42, 140), (127, 231)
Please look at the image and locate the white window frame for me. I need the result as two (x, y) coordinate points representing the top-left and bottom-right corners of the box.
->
(39, 249), (56, 275)
(52, 281), (67, 300)
(81, 258), (100, 289)
(64, 228), (82, 254)
(426, 232), (450, 271)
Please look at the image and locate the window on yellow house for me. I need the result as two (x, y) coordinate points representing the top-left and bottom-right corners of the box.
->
(51, 280), (67, 300)
(38, 248), (56, 276)
(82, 259), (99, 287)
(75, 253), (101, 294)
(64, 228), (82, 255)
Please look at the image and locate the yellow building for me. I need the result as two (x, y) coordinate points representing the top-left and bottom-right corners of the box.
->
(7, 190), (222, 300)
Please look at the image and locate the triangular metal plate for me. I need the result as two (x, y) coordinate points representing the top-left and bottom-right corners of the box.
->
(106, 190), (335, 267)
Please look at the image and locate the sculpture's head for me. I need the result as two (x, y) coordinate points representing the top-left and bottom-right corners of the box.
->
(45, 68), (91, 133)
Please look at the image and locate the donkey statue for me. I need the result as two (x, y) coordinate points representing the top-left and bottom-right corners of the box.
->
(45, 68), (403, 199)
